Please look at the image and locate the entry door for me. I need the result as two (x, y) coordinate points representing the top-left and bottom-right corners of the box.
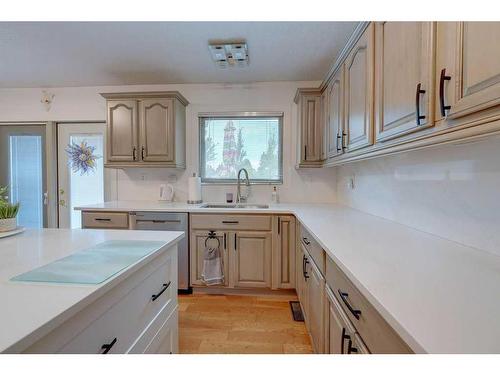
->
(0, 124), (47, 228)
(57, 123), (106, 228)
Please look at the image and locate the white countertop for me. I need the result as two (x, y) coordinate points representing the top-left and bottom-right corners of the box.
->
(0, 228), (184, 353)
(76, 201), (500, 353)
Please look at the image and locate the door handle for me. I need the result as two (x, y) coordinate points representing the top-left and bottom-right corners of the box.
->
(132, 146), (137, 161)
(141, 146), (145, 160)
(415, 83), (426, 125)
(277, 217), (281, 235)
(94, 218), (111, 222)
(234, 233), (237, 251)
(222, 220), (239, 224)
(338, 289), (361, 320)
(43, 192), (48, 206)
(439, 68), (452, 117)
(101, 338), (117, 354)
(151, 281), (171, 301)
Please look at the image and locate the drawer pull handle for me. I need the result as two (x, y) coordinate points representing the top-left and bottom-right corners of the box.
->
(101, 337), (117, 354)
(152, 281), (171, 301)
(302, 237), (311, 245)
(338, 290), (361, 320)
(303, 255), (310, 279)
(94, 218), (111, 222)
(341, 327), (350, 354)
(222, 220), (239, 224)
(347, 339), (358, 354)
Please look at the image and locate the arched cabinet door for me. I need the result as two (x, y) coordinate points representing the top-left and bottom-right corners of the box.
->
(107, 100), (138, 162)
(139, 98), (175, 162)
(344, 23), (375, 152)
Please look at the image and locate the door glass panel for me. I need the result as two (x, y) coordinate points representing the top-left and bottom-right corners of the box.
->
(9, 135), (43, 228)
(67, 134), (104, 228)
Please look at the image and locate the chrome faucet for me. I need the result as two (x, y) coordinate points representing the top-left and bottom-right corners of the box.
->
(236, 168), (250, 203)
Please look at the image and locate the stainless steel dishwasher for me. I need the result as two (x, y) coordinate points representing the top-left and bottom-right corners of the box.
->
(132, 212), (190, 293)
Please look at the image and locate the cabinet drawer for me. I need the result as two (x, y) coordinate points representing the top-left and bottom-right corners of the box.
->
(58, 254), (176, 354)
(82, 211), (129, 229)
(325, 256), (412, 354)
(190, 214), (272, 231)
(300, 226), (325, 274)
(128, 304), (178, 354)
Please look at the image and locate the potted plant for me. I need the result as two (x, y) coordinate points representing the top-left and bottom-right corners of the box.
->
(0, 186), (20, 232)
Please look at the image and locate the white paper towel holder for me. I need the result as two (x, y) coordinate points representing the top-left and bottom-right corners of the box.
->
(187, 173), (203, 204)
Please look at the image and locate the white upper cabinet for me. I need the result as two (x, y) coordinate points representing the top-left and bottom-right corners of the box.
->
(326, 66), (345, 158)
(438, 22), (500, 121)
(344, 23), (374, 152)
(374, 22), (436, 142)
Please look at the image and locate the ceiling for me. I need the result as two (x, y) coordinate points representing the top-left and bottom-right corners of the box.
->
(0, 22), (358, 88)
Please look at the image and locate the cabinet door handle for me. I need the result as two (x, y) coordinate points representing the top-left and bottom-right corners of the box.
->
(101, 338), (117, 354)
(415, 83), (426, 125)
(303, 256), (310, 279)
(141, 146), (145, 160)
(302, 237), (311, 246)
(347, 339), (358, 354)
(132, 146), (137, 161)
(222, 220), (239, 224)
(341, 327), (351, 354)
(304, 145), (307, 161)
(223, 233), (227, 250)
(338, 290), (361, 320)
(151, 281), (171, 301)
(234, 233), (237, 251)
(439, 68), (452, 117)
(336, 133), (342, 152)
(277, 217), (281, 235)
(94, 218), (111, 222)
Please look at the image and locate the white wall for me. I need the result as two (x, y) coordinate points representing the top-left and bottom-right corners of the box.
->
(0, 82), (337, 204)
(337, 135), (500, 256)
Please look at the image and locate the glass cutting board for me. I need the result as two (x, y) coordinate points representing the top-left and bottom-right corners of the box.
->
(11, 240), (166, 285)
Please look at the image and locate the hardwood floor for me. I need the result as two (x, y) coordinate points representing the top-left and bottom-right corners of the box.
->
(178, 294), (313, 354)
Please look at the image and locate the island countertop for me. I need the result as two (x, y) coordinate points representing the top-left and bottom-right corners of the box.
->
(0, 228), (184, 353)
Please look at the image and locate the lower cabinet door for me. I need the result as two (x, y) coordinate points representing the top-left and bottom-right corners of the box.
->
(190, 230), (229, 287)
(306, 258), (325, 353)
(232, 231), (272, 288)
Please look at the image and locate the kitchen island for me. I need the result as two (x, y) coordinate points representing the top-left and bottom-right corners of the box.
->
(0, 228), (183, 354)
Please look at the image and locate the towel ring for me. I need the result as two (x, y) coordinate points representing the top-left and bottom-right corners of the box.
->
(205, 231), (220, 249)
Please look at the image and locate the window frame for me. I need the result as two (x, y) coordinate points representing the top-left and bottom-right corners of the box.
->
(199, 112), (284, 184)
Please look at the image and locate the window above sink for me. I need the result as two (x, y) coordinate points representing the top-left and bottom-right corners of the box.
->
(199, 112), (283, 184)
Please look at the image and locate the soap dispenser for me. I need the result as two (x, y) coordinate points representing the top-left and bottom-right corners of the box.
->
(271, 186), (279, 204)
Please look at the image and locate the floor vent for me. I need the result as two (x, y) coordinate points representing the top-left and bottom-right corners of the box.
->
(289, 301), (304, 322)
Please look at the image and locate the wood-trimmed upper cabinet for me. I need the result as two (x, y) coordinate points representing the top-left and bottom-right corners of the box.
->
(140, 98), (174, 162)
(437, 22), (500, 123)
(375, 22), (436, 142)
(326, 66), (345, 159)
(344, 23), (375, 152)
(102, 92), (188, 168)
(294, 89), (323, 167)
(107, 100), (138, 162)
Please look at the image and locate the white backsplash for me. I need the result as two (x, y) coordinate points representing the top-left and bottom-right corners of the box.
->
(337, 135), (500, 256)
(110, 166), (337, 204)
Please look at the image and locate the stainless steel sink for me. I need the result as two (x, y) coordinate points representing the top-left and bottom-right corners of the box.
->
(200, 203), (269, 209)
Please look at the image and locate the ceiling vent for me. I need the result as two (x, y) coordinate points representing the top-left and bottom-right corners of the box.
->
(208, 41), (249, 69)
